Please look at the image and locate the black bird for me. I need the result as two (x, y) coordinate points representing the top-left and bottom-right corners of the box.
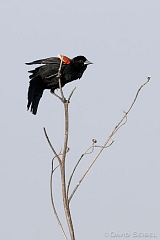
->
(26, 55), (92, 115)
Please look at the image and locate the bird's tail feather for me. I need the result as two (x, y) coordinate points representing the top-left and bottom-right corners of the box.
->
(27, 78), (44, 115)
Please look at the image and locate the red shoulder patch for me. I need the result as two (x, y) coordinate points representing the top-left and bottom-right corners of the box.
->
(58, 54), (71, 64)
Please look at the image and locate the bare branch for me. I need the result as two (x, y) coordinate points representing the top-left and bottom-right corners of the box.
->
(50, 157), (68, 240)
(68, 87), (76, 102)
(69, 77), (150, 202)
(43, 127), (62, 165)
(94, 140), (115, 149)
(58, 55), (65, 102)
(62, 103), (69, 162)
(59, 78), (65, 102)
(67, 142), (96, 198)
(52, 163), (60, 173)
(45, 56), (77, 239)
(59, 102), (75, 240)
(67, 138), (114, 200)
(52, 91), (64, 103)
(54, 56), (76, 239)
(126, 76), (150, 114)
(50, 55), (65, 102)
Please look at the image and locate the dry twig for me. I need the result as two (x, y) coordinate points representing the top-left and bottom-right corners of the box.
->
(68, 77), (150, 203)
(50, 157), (68, 240)
(43, 128), (61, 165)
(67, 142), (96, 198)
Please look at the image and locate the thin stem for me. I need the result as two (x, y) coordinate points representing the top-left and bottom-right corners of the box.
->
(57, 56), (76, 239)
(68, 87), (76, 102)
(52, 91), (64, 103)
(58, 55), (65, 101)
(69, 77), (150, 202)
(45, 56), (76, 239)
(43, 127), (62, 165)
(50, 158), (68, 240)
(67, 143), (95, 198)
(60, 102), (75, 240)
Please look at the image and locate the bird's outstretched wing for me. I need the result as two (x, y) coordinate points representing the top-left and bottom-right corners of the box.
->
(25, 55), (71, 65)
(25, 57), (60, 65)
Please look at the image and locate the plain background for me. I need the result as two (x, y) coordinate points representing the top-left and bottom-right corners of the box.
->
(0, 0), (159, 239)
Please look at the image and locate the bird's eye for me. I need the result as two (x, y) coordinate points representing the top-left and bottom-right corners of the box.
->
(79, 60), (83, 64)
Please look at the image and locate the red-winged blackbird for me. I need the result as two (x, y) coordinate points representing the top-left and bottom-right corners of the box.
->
(26, 55), (92, 115)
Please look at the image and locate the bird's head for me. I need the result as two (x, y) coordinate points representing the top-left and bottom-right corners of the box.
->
(72, 56), (93, 68)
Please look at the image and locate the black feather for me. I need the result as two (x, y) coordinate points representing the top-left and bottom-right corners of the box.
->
(27, 77), (44, 115)
(25, 57), (61, 65)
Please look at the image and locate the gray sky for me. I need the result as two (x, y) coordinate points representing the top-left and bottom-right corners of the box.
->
(0, 0), (160, 239)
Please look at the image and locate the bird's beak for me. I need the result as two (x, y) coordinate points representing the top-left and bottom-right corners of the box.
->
(84, 59), (93, 65)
